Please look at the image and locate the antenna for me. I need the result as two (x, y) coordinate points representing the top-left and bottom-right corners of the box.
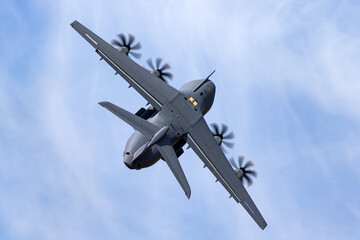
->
(205, 70), (216, 80)
(193, 70), (217, 92)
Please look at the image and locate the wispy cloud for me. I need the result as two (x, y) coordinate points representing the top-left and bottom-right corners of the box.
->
(1, 0), (360, 239)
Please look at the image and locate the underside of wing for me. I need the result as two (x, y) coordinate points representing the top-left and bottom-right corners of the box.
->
(185, 117), (267, 230)
(71, 20), (180, 111)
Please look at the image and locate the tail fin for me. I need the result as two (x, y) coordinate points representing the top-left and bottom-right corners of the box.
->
(156, 136), (191, 199)
(99, 101), (191, 198)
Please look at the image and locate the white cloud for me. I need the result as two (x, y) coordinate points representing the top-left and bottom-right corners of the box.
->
(1, 0), (360, 239)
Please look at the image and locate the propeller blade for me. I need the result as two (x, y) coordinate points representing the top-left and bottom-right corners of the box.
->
(245, 169), (257, 178)
(244, 161), (253, 169)
(147, 58), (155, 70)
(222, 140), (235, 149)
(230, 155), (257, 187)
(221, 123), (228, 135)
(147, 57), (173, 82)
(131, 42), (142, 50)
(229, 157), (238, 169)
(128, 34), (135, 46)
(159, 76), (168, 83)
(223, 131), (235, 139)
(155, 57), (162, 69)
(129, 51), (142, 59)
(111, 39), (122, 48)
(238, 156), (245, 168)
(240, 177), (244, 184)
(161, 72), (173, 80)
(211, 123), (220, 135)
(220, 145), (227, 153)
(117, 33), (126, 45)
(244, 174), (253, 186)
(160, 63), (171, 71)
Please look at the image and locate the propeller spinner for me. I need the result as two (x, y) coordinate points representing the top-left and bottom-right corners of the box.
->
(229, 156), (257, 186)
(146, 57), (173, 83)
(210, 123), (235, 153)
(111, 33), (142, 59)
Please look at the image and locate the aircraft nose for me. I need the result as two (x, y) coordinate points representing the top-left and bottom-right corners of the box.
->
(124, 152), (135, 169)
(208, 80), (216, 95)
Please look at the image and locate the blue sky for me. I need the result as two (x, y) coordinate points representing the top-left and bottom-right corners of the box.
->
(1, 0), (360, 239)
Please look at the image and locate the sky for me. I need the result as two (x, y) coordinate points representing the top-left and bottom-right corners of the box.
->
(1, 0), (360, 239)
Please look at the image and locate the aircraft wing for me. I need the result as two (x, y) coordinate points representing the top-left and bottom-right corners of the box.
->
(71, 20), (180, 111)
(185, 117), (267, 230)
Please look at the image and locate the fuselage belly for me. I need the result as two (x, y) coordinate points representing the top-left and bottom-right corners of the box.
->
(124, 79), (216, 169)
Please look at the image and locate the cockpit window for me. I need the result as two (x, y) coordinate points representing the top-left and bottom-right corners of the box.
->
(188, 96), (198, 107)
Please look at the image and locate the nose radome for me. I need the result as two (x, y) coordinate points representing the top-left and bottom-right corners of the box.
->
(124, 152), (135, 169)
(208, 80), (216, 94)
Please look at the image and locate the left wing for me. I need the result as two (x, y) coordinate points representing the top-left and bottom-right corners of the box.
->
(71, 20), (180, 111)
(185, 117), (267, 230)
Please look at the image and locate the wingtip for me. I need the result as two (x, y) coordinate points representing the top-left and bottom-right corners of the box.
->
(98, 101), (110, 107)
(70, 20), (79, 27)
(185, 188), (191, 199)
(261, 222), (268, 230)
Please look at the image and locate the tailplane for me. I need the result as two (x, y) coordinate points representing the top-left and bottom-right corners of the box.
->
(99, 101), (191, 198)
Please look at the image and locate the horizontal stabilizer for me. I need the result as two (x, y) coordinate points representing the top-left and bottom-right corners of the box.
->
(99, 101), (159, 138)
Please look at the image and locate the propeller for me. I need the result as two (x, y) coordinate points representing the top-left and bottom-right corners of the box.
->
(111, 33), (142, 59)
(229, 156), (257, 186)
(210, 123), (235, 153)
(146, 57), (173, 83)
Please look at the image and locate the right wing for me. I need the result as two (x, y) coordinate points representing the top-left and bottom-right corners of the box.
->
(185, 117), (267, 230)
(71, 20), (180, 111)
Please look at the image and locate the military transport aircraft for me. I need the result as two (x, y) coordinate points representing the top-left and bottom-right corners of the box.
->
(71, 20), (267, 230)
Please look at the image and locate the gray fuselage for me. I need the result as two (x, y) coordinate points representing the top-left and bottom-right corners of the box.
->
(123, 79), (216, 169)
